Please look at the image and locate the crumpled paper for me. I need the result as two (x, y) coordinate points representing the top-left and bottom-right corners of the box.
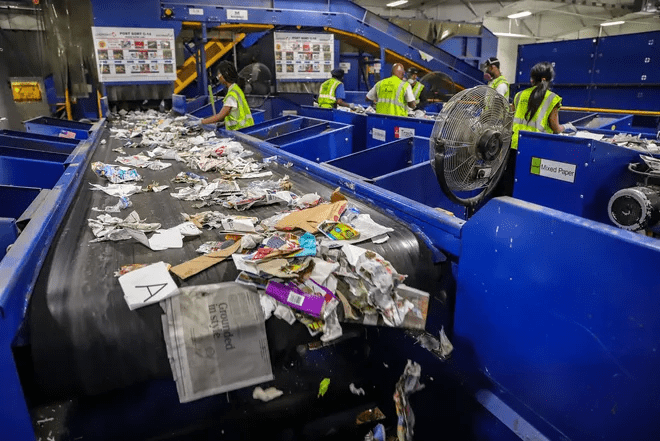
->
(90, 183), (142, 197)
(394, 360), (425, 441)
(88, 210), (160, 241)
(91, 162), (142, 184)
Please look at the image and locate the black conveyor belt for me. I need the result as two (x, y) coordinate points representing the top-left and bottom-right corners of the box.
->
(29, 123), (443, 401)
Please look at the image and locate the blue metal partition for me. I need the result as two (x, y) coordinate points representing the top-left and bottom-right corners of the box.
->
(325, 136), (470, 218)
(0, 121), (104, 440)
(325, 136), (429, 180)
(172, 94), (208, 116)
(0, 157), (66, 189)
(239, 115), (321, 140)
(299, 106), (368, 152)
(560, 111), (660, 135)
(0, 130), (80, 154)
(513, 132), (645, 226)
(516, 31), (660, 111)
(344, 91), (368, 104)
(23, 117), (96, 140)
(365, 113), (436, 148)
(189, 104), (266, 125)
(237, 115), (352, 163)
(455, 197), (660, 441)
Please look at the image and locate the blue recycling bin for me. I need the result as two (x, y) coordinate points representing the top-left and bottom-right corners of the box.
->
(238, 115), (353, 163)
(0, 121), (104, 440)
(365, 112), (436, 148)
(324, 136), (468, 219)
(190, 103), (265, 125)
(23, 116), (95, 140)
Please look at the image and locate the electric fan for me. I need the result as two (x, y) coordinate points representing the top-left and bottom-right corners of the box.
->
(420, 71), (459, 102)
(238, 62), (272, 96)
(430, 85), (513, 208)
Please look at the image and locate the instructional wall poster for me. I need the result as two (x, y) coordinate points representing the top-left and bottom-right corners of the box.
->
(92, 27), (176, 83)
(274, 32), (334, 80)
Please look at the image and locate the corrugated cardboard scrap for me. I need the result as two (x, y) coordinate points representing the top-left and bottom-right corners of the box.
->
(275, 201), (347, 233)
(170, 241), (242, 279)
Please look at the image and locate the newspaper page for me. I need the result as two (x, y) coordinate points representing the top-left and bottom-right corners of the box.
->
(162, 282), (273, 403)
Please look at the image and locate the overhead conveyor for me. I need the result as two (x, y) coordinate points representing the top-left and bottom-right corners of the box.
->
(174, 23), (274, 94)
(160, 0), (483, 89)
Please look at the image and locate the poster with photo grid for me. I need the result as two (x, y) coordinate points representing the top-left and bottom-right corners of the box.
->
(274, 32), (334, 80)
(92, 27), (176, 82)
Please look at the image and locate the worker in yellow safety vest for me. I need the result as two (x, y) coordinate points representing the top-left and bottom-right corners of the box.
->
(201, 60), (254, 130)
(406, 67), (426, 108)
(480, 57), (510, 100)
(365, 63), (416, 116)
(317, 68), (353, 109)
(496, 61), (575, 196)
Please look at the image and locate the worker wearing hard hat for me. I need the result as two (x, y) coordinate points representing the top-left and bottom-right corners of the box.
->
(481, 57), (510, 100)
(366, 63), (416, 116)
(201, 61), (254, 130)
(317, 68), (353, 109)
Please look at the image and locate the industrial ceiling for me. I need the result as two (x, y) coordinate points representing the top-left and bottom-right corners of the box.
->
(354, 0), (660, 41)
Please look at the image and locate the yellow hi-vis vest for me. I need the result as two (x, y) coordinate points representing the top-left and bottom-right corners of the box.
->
(375, 76), (410, 117)
(490, 75), (510, 100)
(318, 78), (341, 108)
(511, 87), (562, 150)
(412, 81), (424, 101)
(224, 84), (254, 130)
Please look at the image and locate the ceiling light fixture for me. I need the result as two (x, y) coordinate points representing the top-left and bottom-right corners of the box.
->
(600, 20), (625, 26)
(507, 11), (532, 19)
(493, 32), (534, 38)
(386, 0), (409, 7)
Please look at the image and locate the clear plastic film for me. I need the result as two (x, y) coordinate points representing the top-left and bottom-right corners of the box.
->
(41, 0), (96, 97)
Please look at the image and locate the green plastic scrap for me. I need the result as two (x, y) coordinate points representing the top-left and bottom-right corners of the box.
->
(318, 378), (331, 398)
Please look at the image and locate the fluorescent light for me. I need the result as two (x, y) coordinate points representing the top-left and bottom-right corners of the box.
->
(386, 0), (408, 7)
(494, 32), (534, 38)
(600, 20), (625, 26)
(507, 11), (532, 19)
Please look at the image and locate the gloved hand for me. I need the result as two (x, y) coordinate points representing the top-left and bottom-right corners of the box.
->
(563, 122), (576, 133)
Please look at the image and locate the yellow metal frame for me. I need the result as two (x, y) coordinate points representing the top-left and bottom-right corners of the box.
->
(562, 106), (660, 117)
(175, 23), (274, 94)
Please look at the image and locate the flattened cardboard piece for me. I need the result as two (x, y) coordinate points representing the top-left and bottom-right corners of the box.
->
(170, 241), (242, 279)
(330, 188), (347, 203)
(275, 201), (347, 233)
(256, 258), (299, 279)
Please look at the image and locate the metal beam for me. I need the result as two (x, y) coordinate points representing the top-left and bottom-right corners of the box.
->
(459, 0), (479, 17)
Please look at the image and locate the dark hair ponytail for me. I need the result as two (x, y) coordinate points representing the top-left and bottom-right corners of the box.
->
(525, 62), (555, 122)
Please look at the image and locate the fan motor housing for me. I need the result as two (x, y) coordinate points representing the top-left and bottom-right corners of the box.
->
(477, 129), (503, 161)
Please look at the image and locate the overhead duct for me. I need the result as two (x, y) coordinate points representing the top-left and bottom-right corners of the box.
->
(634, 0), (660, 13)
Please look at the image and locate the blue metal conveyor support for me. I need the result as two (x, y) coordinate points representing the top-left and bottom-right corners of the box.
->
(160, 0), (483, 89)
(0, 120), (105, 440)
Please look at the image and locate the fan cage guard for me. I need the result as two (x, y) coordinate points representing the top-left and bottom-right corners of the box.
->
(430, 86), (513, 193)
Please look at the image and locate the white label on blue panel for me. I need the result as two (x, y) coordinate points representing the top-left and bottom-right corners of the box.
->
(399, 127), (415, 138)
(372, 128), (386, 141)
(227, 9), (248, 20)
(530, 157), (576, 183)
(189, 8), (204, 15)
